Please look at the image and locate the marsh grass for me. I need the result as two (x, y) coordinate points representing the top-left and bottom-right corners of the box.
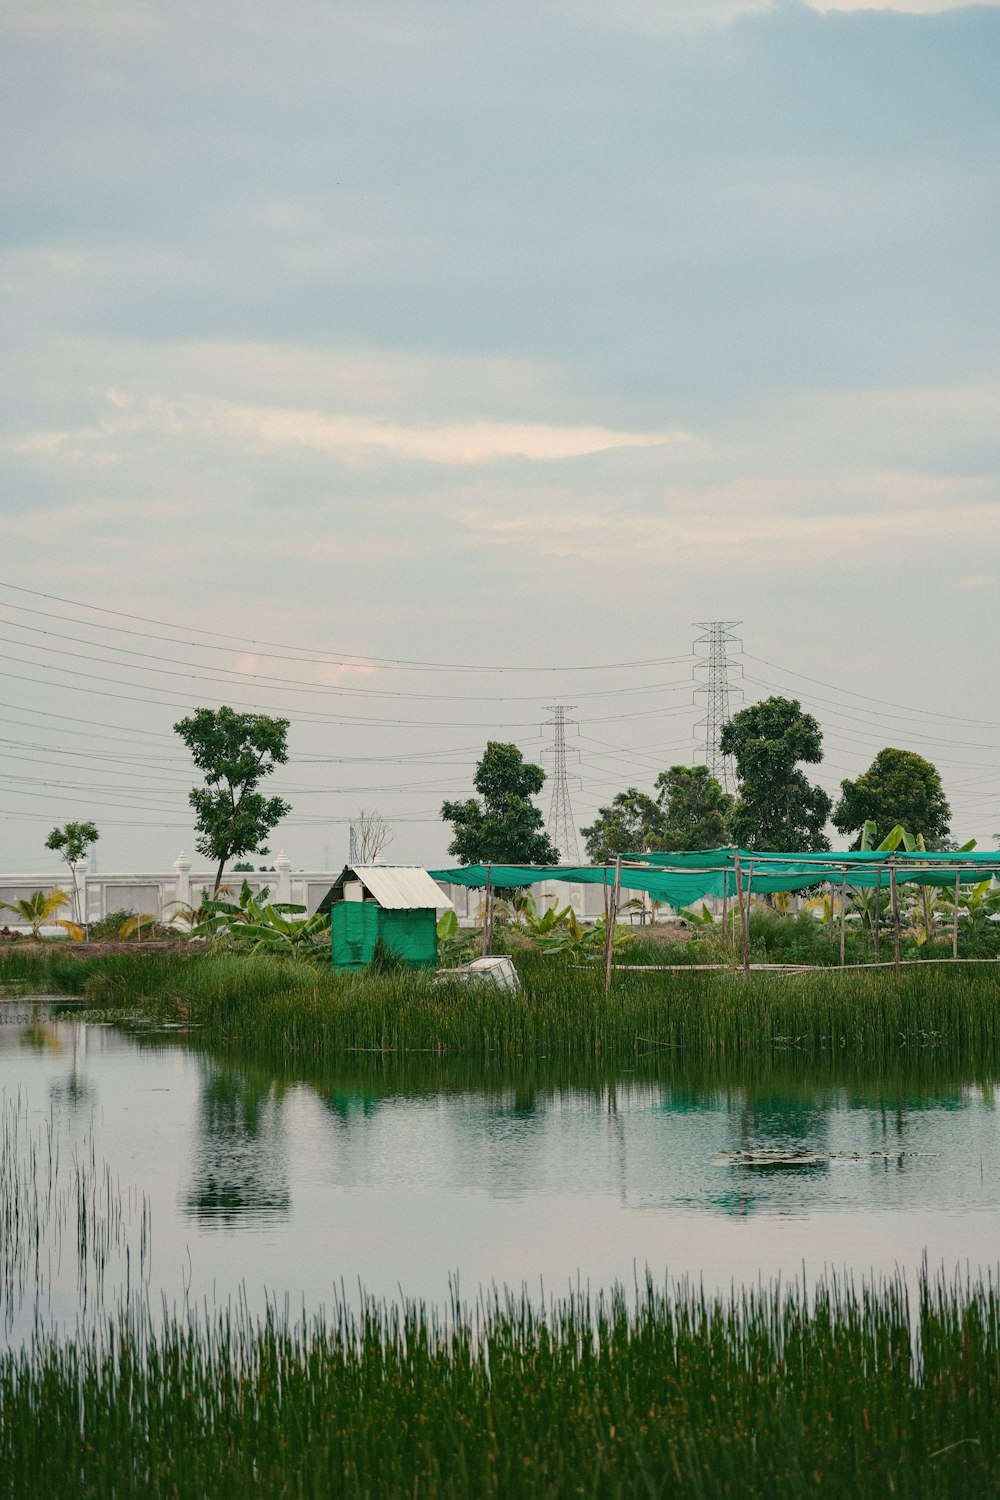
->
(4, 947), (1000, 1070)
(0, 1271), (998, 1497)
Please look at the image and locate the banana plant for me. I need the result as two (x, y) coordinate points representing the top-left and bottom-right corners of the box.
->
(164, 884), (234, 937)
(679, 903), (716, 926)
(937, 879), (1000, 940)
(236, 904), (331, 957)
(436, 910), (478, 966)
(0, 888), (83, 940)
(509, 893), (575, 943)
(196, 879), (276, 937)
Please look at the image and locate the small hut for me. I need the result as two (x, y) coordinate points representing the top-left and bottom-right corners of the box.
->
(319, 866), (453, 970)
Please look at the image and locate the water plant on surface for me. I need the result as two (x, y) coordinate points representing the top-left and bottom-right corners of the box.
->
(0, 1272), (998, 1498)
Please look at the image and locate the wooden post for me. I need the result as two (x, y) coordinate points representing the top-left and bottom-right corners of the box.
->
(733, 847), (750, 976)
(482, 862), (493, 957)
(890, 859), (901, 974)
(722, 867), (730, 949)
(952, 867), (961, 961)
(604, 856), (621, 993)
(874, 867), (881, 961)
(839, 869), (847, 967)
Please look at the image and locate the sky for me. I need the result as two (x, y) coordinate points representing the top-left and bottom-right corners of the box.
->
(2, 0), (999, 875)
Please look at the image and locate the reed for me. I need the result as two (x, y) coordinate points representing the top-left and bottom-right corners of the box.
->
(0, 1271), (997, 1497)
(0, 1092), (150, 1332)
(4, 947), (1000, 1069)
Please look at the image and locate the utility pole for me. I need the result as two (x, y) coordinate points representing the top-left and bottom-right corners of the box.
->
(692, 621), (743, 793)
(542, 706), (581, 863)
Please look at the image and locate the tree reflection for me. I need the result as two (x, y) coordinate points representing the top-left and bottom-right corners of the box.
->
(181, 1065), (290, 1224)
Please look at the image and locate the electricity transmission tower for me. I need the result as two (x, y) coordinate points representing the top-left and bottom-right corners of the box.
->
(542, 706), (581, 862)
(692, 621), (743, 793)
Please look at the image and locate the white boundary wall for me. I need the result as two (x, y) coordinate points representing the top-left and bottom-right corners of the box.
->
(0, 854), (614, 932)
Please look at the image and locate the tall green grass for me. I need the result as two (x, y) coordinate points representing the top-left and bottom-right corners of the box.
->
(0, 1272), (997, 1497)
(5, 947), (1000, 1069)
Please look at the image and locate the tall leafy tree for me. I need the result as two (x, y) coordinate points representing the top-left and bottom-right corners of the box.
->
(581, 788), (664, 863)
(833, 748), (950, 849)
(441, 741), (557, 865)
(174, 707), (292, 892)
(719, 696), (832, 851)
(655, 765), (733, 850)
(45, 820), (99, 923)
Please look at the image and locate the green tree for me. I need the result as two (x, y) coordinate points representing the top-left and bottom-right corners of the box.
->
(719, 696), (832, 851)
(174, 707), (291, 893)
(832, 748), (951, 850)
(655, 765), (733, 850)
(441, 741), (557, 865)
(580, 788), (664, 862)
(45, 820), (99, 923)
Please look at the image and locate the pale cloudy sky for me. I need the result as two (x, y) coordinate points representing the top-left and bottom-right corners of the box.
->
(2, 0), (999, 873)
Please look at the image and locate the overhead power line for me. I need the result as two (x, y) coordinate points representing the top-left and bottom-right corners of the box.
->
(0, 581), (695, 676)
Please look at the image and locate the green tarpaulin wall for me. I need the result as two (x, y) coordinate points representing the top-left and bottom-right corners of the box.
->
(430, 848), (1000, 914)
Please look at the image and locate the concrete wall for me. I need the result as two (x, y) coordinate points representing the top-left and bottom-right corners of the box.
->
(0, 852), (334, 933)
(0, 854), (617, 933)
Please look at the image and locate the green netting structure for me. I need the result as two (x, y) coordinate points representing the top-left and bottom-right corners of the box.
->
(431, 847), (1000, 914)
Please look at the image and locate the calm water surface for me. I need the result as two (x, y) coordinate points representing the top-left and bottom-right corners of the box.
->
(3, 1003), (1000, 1340)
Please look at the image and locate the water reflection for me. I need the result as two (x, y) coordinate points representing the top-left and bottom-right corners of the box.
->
(5, 1009), (1000, 1323)
(181, 1064), (290, 1224)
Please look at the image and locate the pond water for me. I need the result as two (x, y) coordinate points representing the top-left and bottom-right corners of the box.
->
(3, 1002), (1000, 1341)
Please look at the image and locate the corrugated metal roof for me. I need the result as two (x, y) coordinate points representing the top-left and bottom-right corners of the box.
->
(353, 866), (455, 910)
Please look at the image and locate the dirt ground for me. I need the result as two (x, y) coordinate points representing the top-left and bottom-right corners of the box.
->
(0, 933), (193, 957)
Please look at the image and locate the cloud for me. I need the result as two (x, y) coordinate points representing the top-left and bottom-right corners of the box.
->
(0, 0), (158, 35)
(206, 405), (683, 465)
(455, 486), (1000, 576)
(805, 1), (998, 12)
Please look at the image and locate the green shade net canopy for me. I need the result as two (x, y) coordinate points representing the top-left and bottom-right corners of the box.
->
(430, 848), (1000, 913)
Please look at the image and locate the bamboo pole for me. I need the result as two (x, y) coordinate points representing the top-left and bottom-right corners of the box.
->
(604, 856), (621, 993)
(890, 859), (901, 974)
(839, 869), (847, 967)
(953, 867), (961, 960)
(482, 862), (493, 957)
(733, 847), (750, 977)
(874, 867), (881, 961)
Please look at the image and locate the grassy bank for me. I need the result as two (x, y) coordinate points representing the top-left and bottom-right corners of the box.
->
(1, 1274), (998, 1498)
(3, 946), (1000, 1068)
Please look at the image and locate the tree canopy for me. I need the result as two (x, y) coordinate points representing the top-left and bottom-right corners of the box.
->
(580, 765), (733, 861)
(46, 821), (99, 865)
(581, 788), (663, 863)
(655, 765), (733, 850)
(441, 741), (557, 866)
(174, 707), (291, 892)
(719, 696), (832, 851)
(832, 747), (950, 849)
(46, 821), (99, 923)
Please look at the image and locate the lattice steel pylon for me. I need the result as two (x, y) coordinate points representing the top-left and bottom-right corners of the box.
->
(542, 706), (581, 862)
(692, 622), (743, 794)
